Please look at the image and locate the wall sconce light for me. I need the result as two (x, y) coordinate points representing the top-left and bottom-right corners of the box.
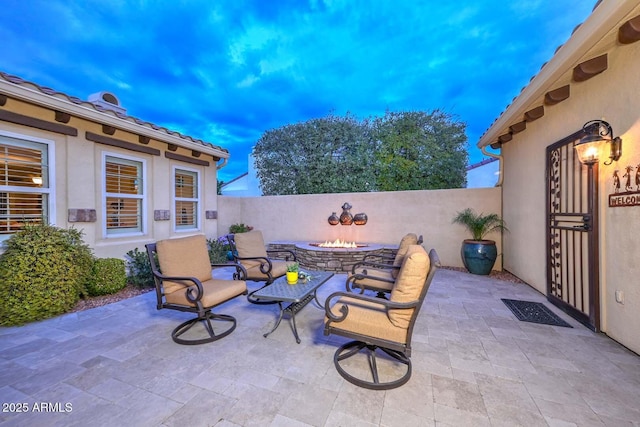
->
(31, 176), (43, 185)
(574, 119), (622, 166)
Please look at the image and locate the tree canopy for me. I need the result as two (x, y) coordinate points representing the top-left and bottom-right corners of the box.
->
(252, 109), (467, 195)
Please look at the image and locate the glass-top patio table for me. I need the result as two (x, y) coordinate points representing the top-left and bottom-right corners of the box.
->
(252, 271), (334, 343)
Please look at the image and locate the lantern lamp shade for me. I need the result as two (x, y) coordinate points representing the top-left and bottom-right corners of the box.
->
(574, 135), (605, 165)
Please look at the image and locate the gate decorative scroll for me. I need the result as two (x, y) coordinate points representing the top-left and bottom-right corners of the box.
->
(546, 134), (599, 331)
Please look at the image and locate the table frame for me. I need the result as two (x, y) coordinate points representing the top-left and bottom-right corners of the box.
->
(252, 271), (334, 343)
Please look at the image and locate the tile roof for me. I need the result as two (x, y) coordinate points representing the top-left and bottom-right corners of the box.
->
(0, 71), (228, 156)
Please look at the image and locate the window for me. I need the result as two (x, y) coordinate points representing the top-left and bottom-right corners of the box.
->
(174, 168), (199, 230)
(104, 155), (144, 235)
(0, 133), (52, 239)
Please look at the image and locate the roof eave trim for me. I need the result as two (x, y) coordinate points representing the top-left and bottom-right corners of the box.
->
(0, 80), (230, 159)
(477, 0), (637, 149)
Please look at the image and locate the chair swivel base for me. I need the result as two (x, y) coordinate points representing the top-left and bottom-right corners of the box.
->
(334, 341), (412, 390)
(171, 312), (237, 345)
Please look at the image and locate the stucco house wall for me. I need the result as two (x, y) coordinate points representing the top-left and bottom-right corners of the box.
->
(0, 74), (229, 259)
(479, 0), (640, 354)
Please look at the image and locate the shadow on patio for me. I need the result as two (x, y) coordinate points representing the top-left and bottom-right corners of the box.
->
(1, 269), (639, 426)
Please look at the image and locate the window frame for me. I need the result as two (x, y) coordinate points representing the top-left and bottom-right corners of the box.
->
(102, 152), (147, 238)
(172, 165), (201, 232)
(0, 130), (56, 242)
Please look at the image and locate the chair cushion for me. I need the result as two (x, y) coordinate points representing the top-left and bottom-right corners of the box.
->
(325, 296), (408, 343)
(233, 230), (268, 269)
(388, 245), (430, 328)
(391, 233), (419, 279)
(156, 235), (212, 295)
(165, 278), (247, 307)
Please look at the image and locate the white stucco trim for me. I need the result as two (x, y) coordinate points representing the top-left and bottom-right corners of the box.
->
(0, 129), (56, 233)
(171, 164), (202, 233)
(101, 151), (148, 239)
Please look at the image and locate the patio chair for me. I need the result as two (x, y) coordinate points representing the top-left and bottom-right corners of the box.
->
(324, 245), (439, 390)
(348, 233), (423, 297)
(227, 230), (297, 303)
(146, 234), (248, 345)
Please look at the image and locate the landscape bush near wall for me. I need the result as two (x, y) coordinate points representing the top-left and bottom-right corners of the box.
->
(218, 187), (502, 270)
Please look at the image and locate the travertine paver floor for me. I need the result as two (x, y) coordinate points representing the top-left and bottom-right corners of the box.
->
(1, 268), (639, 426)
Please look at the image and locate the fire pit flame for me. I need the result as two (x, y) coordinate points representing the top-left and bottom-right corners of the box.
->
(318, 239), (358, 249)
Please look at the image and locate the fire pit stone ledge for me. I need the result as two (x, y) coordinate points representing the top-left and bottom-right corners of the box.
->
(267, 240), (395, 273)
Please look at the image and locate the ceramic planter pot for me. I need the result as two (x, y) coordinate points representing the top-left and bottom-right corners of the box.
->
(286, 271), (299, 284)
(461, 239), (497, 275)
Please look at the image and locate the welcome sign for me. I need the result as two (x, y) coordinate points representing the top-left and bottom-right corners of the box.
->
(609, 165), (640, 207)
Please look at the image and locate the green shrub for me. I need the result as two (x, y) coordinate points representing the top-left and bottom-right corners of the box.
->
(0, 224), (94, 326)
(125, 247), (155, 288)
(229, 223), (253, 233)
(87, 258), (127, 296)
(207, 236), (230, 264)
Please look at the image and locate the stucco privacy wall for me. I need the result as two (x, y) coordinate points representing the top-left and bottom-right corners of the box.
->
(0, 97), (221, 259)
(502, 26), (640, 353)
(218, 187), (502, 270)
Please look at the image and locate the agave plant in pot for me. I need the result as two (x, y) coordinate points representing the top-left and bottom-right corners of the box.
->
(452, 208), (508, 275)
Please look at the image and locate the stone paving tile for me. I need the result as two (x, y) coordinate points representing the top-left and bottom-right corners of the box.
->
(1, 269), (640, 426)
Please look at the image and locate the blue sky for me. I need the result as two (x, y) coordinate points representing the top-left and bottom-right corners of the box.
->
(1, 0), (595, 182)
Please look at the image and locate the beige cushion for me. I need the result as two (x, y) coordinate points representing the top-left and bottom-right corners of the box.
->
(233, 230), (268, 269)
(156, 235), (212, 295)
(325, 296), (408, 343)
(391, 233), (419, 279)
(388, 245), (430, 328)
(165, 278), (247, 307)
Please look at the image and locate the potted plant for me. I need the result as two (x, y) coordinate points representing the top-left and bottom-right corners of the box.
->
(286, 262), (299, 284)
(452, 208), (508, 275)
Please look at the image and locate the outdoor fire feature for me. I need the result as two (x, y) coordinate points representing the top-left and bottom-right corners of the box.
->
(265, 241), (387, 273)
(296, 242), (384, 272)
(311, 239), (366, 249)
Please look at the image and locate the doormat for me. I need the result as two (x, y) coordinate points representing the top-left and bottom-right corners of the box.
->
(501, 299), (573, 328)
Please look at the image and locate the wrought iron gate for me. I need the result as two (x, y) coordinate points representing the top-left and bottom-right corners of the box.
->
(546, 132), (600, 331)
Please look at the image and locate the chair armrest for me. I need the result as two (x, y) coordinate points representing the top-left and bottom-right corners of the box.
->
(151, 271), (205, 304)
(211, 262), (248, 281)
(345, 271), (396, 293)
(266, 249), (297, 261)
(233, 255), (274, 274)
(362, 253), (396, 263)
(324, 291), (419, 322)
(351, 260), (400, 274)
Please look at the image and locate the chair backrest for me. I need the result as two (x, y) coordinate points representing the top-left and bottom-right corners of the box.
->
(154, 234), (212, 295)
(391, 233), (419, 278)
(231, 230), (268, 268)
(388, 245), (439, 330)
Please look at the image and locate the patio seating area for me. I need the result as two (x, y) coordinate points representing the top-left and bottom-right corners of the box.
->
(1, 268), (639, 426)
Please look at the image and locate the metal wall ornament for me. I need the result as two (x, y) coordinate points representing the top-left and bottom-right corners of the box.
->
(339, 203), (353, 225)
(328, 212), (340, 225)
(353, 213), (368, 226)
(609, 164), (640, 208)
(327, 202), (367, 226)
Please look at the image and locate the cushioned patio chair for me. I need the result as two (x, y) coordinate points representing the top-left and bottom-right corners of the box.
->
(228, 230), (297, 303)
(146, 234), (248, 345)
(348, 233), (423, 297)
(324, 245), (439, 389)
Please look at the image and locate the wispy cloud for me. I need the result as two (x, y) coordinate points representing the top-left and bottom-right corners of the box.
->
(0, 0), (595, 181)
